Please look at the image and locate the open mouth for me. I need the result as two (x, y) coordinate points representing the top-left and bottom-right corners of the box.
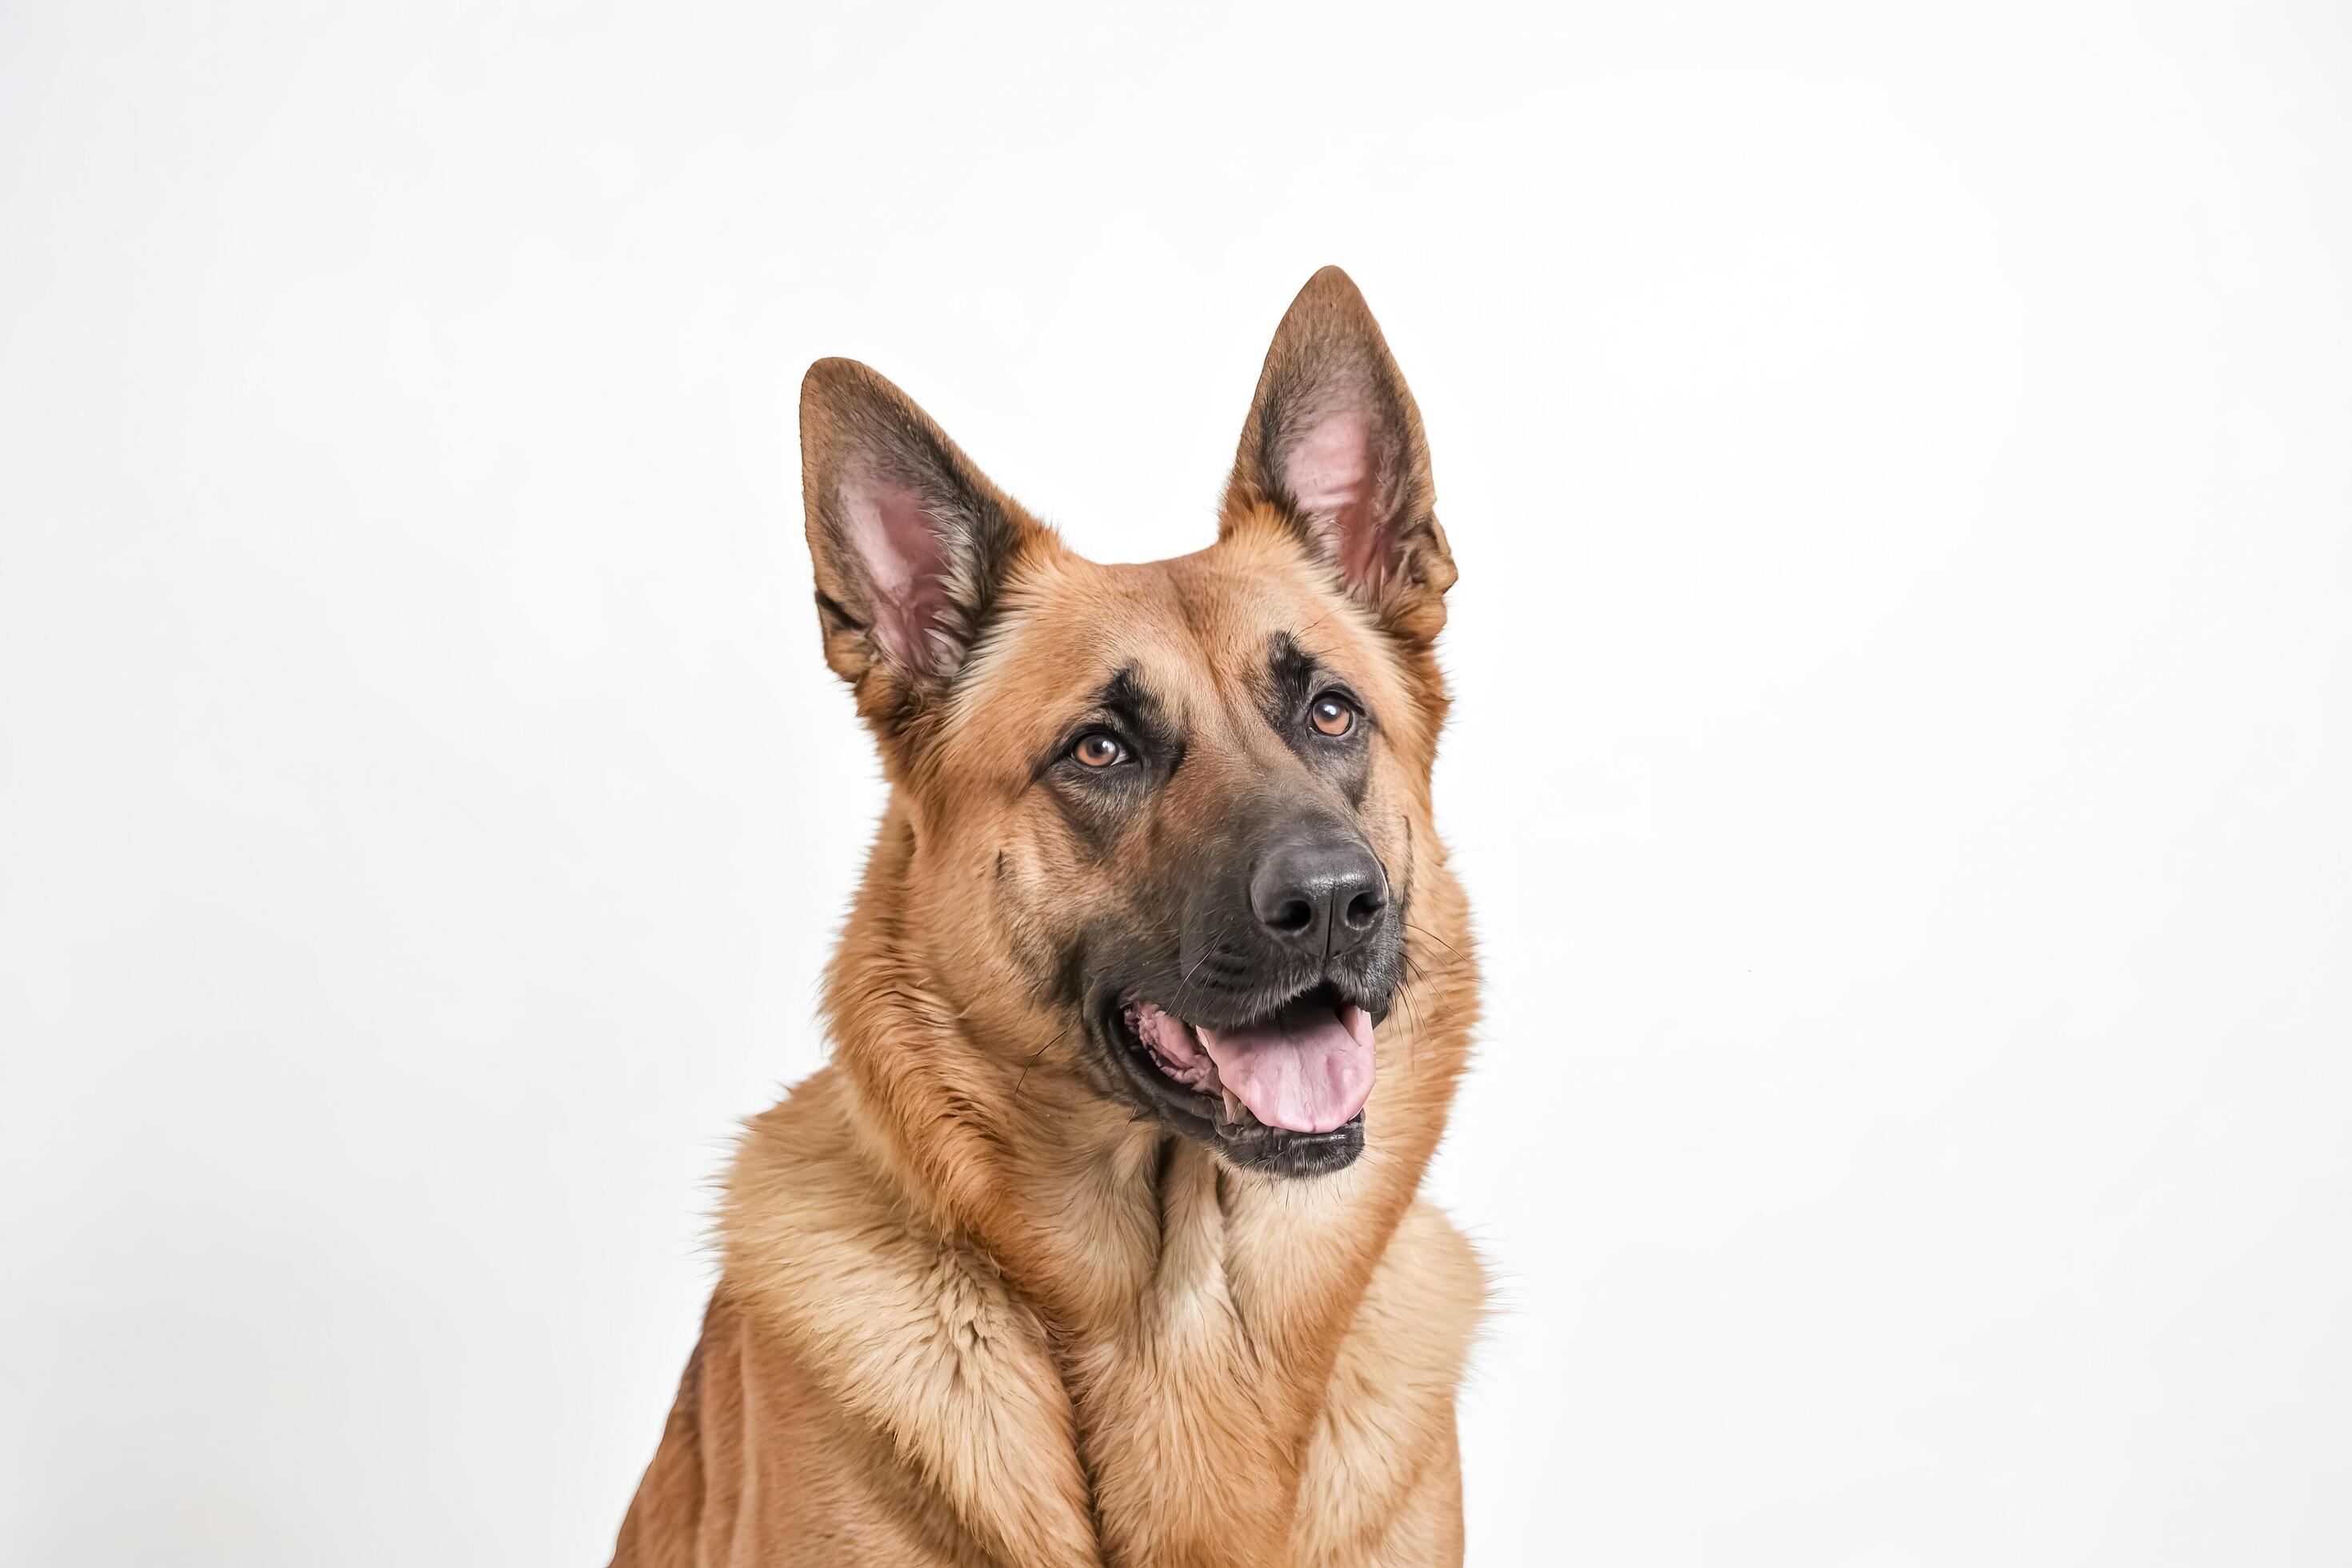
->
(1111, 980), (1376, 1154)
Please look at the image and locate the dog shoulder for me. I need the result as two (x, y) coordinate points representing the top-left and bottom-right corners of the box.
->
(1294, 1198), (1487, 1567)
(612, 1282), (1000, 1567)
(708, 1069), (1103, 1568)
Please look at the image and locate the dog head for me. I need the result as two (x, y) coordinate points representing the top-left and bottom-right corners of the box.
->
(800, 268), (1457, 1179)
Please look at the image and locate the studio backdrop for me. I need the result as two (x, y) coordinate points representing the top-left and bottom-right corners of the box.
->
(3, 2), (2348, 1564)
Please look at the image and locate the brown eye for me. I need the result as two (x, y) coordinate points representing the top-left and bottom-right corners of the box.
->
(1310, 694), (1355, 737)
(1072, 732), (1126, 768)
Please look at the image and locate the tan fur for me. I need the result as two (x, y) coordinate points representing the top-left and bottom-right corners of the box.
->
(612, 270), (1485, 1567)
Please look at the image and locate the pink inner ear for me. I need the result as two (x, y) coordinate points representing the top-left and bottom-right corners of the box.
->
(1282, 408), (1390, 593)
(1286, 408), (1370, 522)
(840, 470), (954, 675)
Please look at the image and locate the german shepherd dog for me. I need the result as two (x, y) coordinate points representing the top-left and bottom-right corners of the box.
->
(611, 269), (1484, 1567)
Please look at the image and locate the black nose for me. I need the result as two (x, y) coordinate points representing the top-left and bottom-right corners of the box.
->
(1249, 830), (1389, 956)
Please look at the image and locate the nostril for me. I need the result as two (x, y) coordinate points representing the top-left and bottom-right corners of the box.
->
(1343, 886), (1386, 930)
(1268, 896), (1314, 934)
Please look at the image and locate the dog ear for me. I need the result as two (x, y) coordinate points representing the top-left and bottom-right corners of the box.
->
(800, 358), (1051, 701)
(1222, 267), (1455, 643)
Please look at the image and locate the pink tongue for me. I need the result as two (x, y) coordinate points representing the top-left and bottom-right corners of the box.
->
(1196, 1001), (1375, 1134)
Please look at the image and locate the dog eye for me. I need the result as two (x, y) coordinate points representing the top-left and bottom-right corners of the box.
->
(1071, 732), (1128, 769)
(1308, 694), (1356, 738)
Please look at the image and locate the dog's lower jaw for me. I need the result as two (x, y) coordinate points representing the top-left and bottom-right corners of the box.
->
(1221, 1115), (1366, 1177)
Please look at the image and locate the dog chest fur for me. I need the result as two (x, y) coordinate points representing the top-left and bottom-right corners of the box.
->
(610, 1066), (1482, 1568)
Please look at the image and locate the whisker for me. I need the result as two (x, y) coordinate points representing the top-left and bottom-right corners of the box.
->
(1014, 1022), (1076, 1098)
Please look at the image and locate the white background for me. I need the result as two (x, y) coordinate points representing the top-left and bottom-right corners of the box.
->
(5, 2), (2348, 1563)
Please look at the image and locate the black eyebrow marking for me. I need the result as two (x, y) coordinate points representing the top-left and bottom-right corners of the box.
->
(1262, 631), (1377, 734)
(1264, 632), (1320, 722)
(1098, 666), (1161, 743)
(1027, 663), (1186, 784)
